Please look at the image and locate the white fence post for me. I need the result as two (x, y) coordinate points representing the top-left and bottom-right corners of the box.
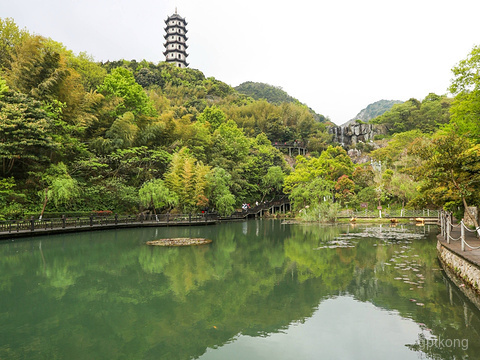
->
(447, 217), (451, 244)
(461, 220), (465, 252)
(440, 212), (444, 238)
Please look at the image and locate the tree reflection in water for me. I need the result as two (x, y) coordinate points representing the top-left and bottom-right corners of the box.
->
(0, 221), (478, 359)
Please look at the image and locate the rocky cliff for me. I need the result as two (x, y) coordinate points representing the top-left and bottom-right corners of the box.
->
(328, 123), (388, 147)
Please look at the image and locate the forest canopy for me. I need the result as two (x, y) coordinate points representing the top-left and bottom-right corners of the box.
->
(0, 18), (330, 219)
(0, 17), (479, 221)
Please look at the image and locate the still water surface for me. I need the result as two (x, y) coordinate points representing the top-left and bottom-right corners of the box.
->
(1, 220), (479, 359)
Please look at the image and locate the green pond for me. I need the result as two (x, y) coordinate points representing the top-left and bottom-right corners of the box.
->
(1, 220), (479, 359)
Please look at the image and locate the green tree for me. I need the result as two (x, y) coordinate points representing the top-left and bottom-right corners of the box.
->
(46, 177), (80, 209)
(352, 165), (375, 189)
(0, 90), (57, 177)
(370, 95), (450, 135)
(181, 121), (211, 163)
(241, 133), (288, 202)
(105, 112), (139, 149)
(206, 167), (235, 216)
(289, 177), (334, 212)
(0, 17), (30, 69)
(284, 146), (354, 213)
(335, 175), (355, 206)
(210, 120), (250, 165)
(37, 162), (80, 217)
(356, 187), (377, 210)
(106, 147), (172, 187)
(197, 105), (226, 132)
(164, 148), (212, 213)
(139, 179), (178, 214)
(317, 145), (355, 182)
(388, 172), (419, 208)
(370, 130), (424, 169)
(209, 120), (250, 200)
(0, 76), (8, 97)
(260, 166), (285, 202)
(0, 177), (25, 219)
(5, 35), (70, 102)
(448, 44), (480, 142)
(68, 52), (107, 92)
(283, 146), (353, 194)
(97, 67), (156, 117)
(411, 129), (480, 227)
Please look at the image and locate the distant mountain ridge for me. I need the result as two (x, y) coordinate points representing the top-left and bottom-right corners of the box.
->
(342, 99), (403, 126)
(235, 81), (326, 122)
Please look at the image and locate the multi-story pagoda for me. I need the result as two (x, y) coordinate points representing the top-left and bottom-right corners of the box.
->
(163, 9), (189, 68)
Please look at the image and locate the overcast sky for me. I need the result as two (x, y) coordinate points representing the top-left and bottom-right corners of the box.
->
(2, 0), (480, 124)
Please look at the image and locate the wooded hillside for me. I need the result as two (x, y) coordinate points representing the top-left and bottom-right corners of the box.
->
(0, 17), (479, 223)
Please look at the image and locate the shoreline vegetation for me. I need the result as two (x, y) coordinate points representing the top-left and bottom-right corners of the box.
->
(283, 217), (435, 225)
(0, 18), (478, 226)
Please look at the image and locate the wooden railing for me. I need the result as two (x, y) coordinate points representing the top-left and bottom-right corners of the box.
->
(339, 209), (440, 218)
(0, 199), (292, 238)
(0, 213), (216, 235)
(230, 198), (290, 218)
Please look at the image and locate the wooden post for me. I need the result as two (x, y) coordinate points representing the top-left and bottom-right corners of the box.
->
(62, 215), (66, 229)
(461, 220), (465, 251)
(30, 217), (35, 232)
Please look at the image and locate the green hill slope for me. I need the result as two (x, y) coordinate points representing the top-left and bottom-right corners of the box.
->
(343, 99), (403, 126)
(235, 81), (326, 122)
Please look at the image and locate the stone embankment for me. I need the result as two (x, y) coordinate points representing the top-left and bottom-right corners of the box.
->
(437, 218), (480, 309)
(437, 242), (480, 290)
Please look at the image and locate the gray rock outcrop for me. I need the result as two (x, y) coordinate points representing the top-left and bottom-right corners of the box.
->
(328, 123), (388, 147)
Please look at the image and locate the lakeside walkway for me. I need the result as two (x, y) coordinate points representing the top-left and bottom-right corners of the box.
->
(0, 199), (292, 241)
(438, 222), (480, 267)
(0, 215), (218, 241)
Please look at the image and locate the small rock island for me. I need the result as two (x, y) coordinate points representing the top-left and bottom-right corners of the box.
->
(146, 238), (212, 246)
